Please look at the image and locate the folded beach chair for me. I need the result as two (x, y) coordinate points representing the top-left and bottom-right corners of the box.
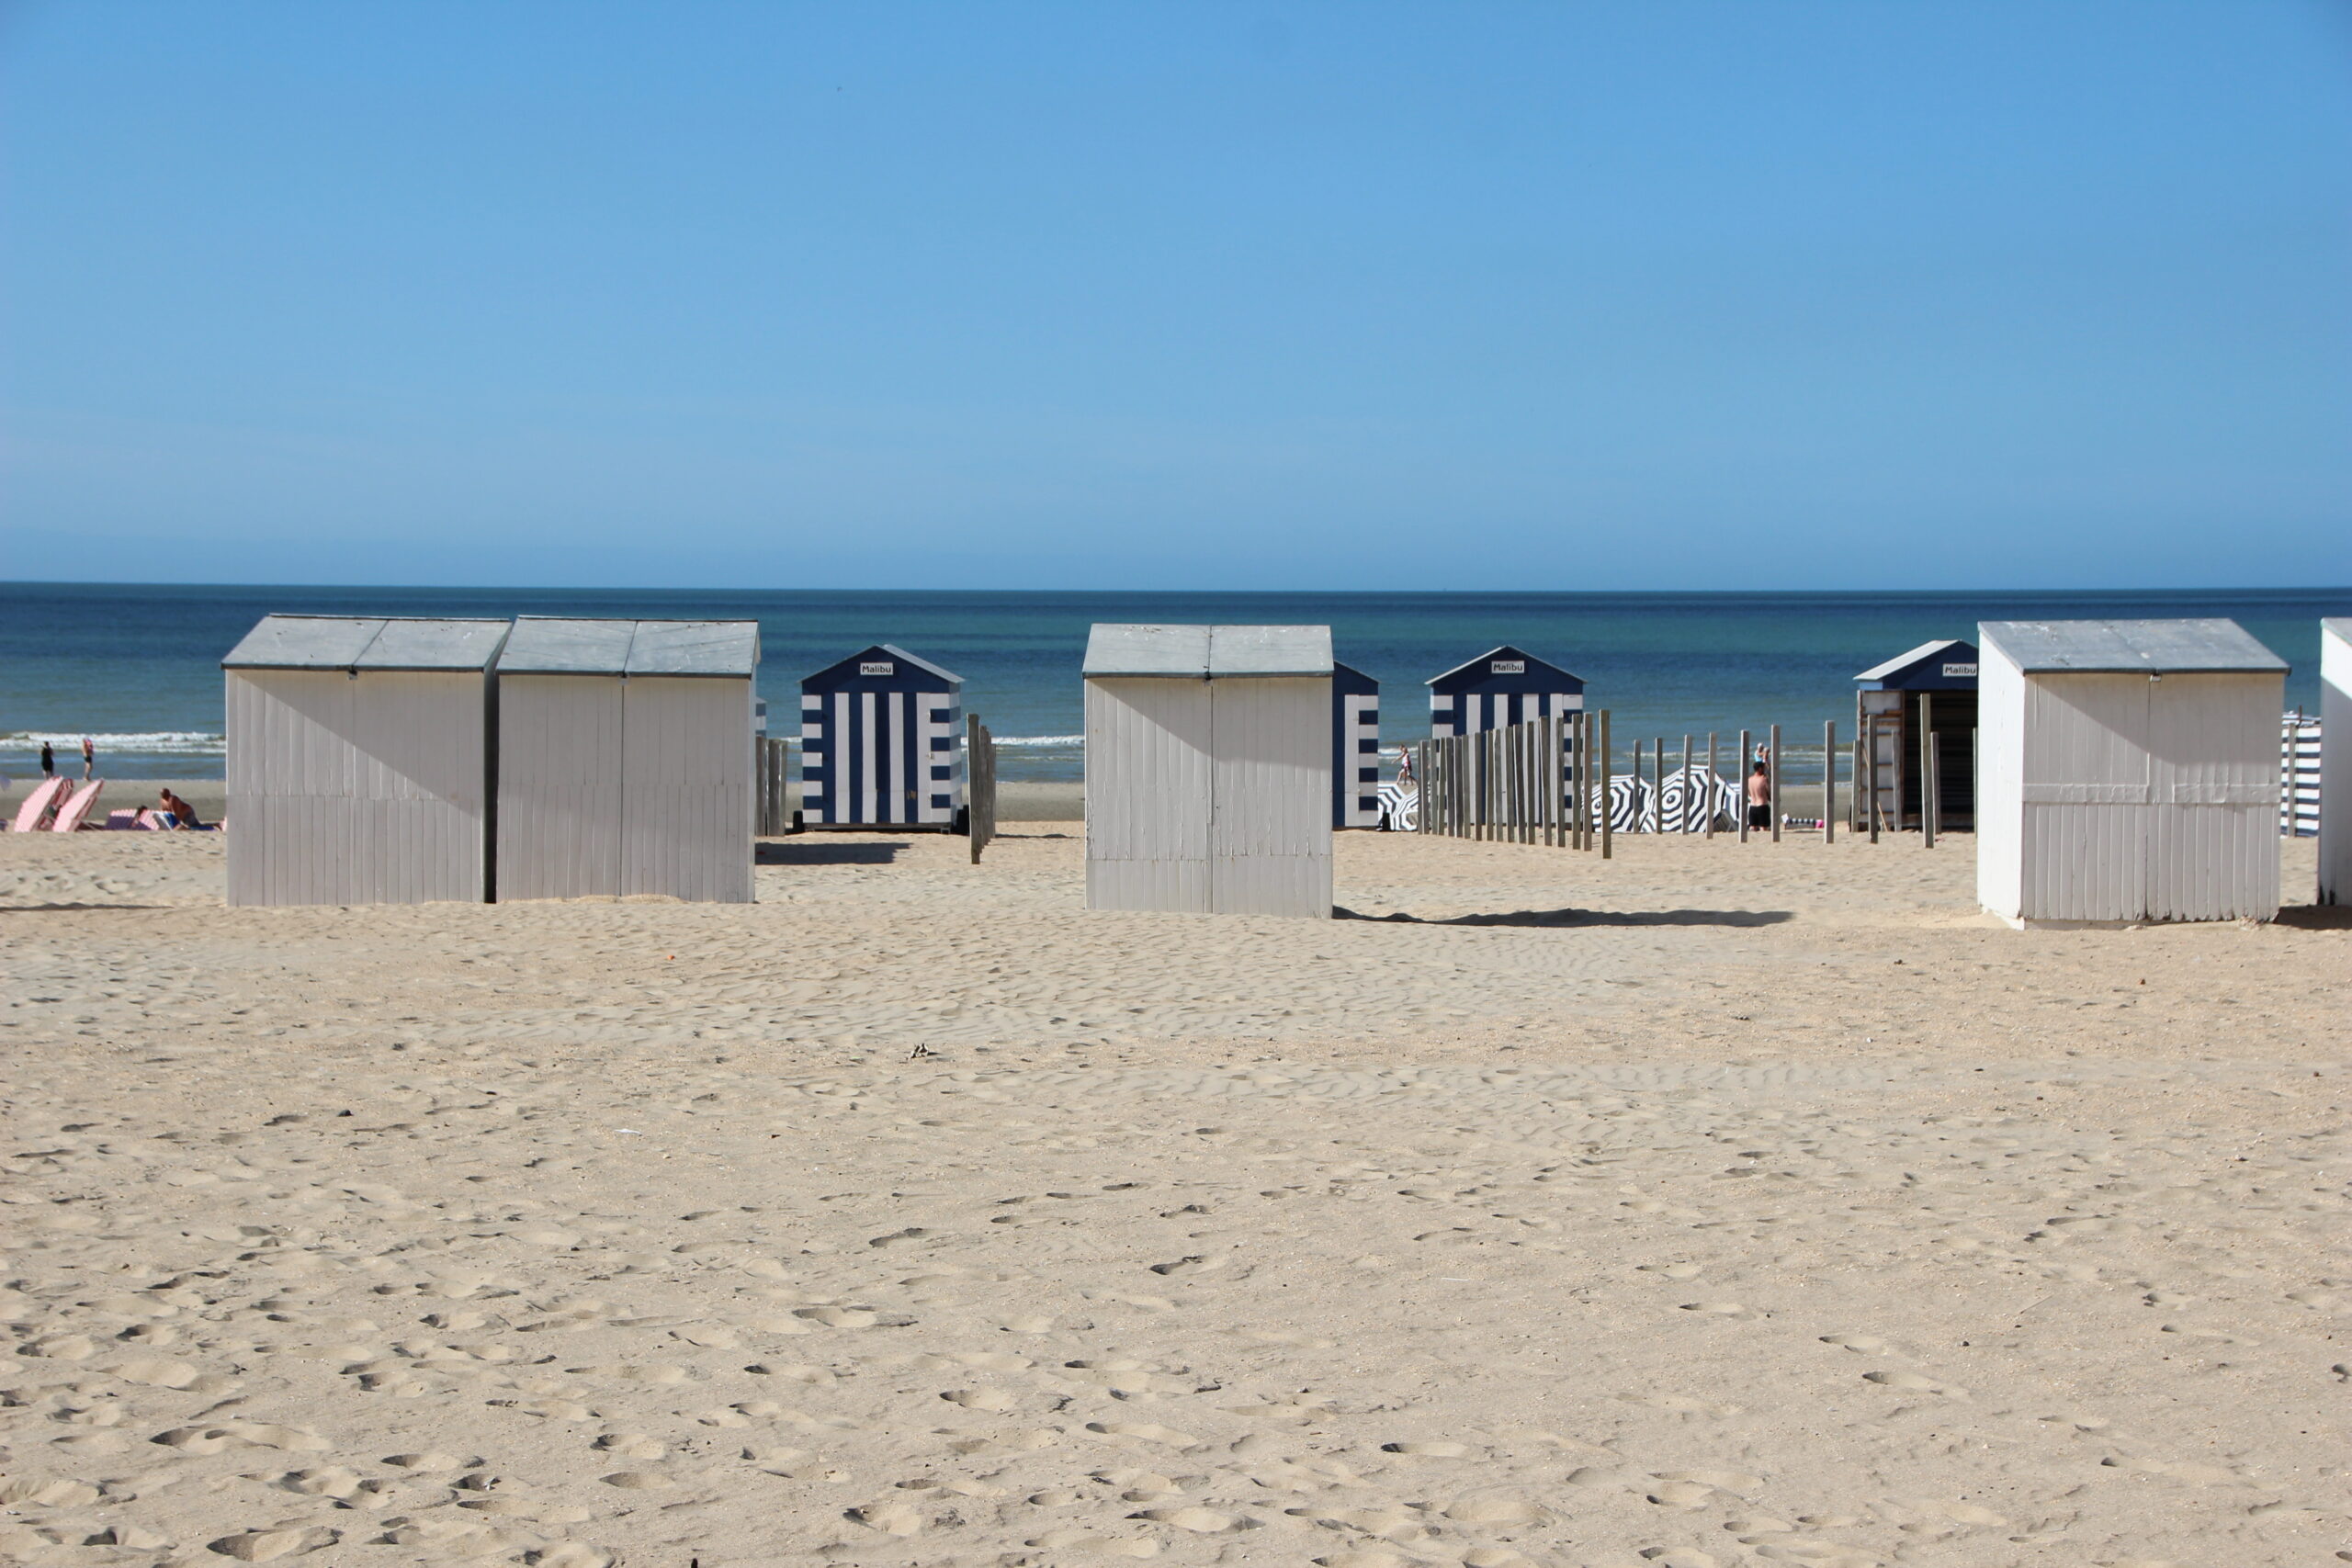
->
(104, 808), (141, 829)
(137, 808), (175, 830)
(50, 779), (105, 832)
(11, 775), (70, 832)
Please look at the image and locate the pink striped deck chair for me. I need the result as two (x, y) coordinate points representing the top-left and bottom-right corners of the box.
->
(11, 775), (71, 832)
(50, 779), (105, 832)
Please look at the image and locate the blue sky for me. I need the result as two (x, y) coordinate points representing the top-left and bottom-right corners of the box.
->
(5, 1), (2348, 590)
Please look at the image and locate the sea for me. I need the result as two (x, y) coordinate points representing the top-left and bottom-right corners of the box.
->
(4, 582), (2346, 783)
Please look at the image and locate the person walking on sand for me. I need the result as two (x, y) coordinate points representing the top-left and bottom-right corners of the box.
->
(40, 740), (54, 779)
(1746, 760), (1771, 832)
(81, 737), (94, 780)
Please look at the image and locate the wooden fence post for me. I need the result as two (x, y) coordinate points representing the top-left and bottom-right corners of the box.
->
(1769, 724), (1782, 842)
(1705, 731), (1718, 839)
(1823, 720), (1837, 844)
(1737, 728), (1751, 843)
(1598, 710), (1612, 860)
(1919, 693), (1935, 848)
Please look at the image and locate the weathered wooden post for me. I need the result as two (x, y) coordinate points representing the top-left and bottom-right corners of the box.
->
(1705, 732), (1718, 839)
(1823, 720), (1837, 844)
(1598, 710), (1612, 860)
(1737, 728), (1752, 843)
(1919, 693), (1935, 848)
(1769, 724), (1782, 842)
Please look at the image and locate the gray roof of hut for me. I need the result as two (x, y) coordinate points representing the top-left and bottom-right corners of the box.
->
(2324, 617), (2352, 641)
(1083, 624), (1333, 678)
(496, 618), (759, 678)
(1978, 618), (2287, 675)
(222, 615), (510, 671)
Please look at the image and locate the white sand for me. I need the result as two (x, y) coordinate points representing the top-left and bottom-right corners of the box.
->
(1, 827), (2345, 1567)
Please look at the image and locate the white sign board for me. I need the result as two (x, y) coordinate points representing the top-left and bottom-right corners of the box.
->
(1942, 663), (1976, 678)
(860, 661), (896, 676)
(1490, 660), (1525, 674)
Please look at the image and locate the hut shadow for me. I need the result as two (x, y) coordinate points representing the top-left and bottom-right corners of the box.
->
(2273, 904), (2352, 931)
(1334, 905), (1793, 930)
(756, 840), (910, 866)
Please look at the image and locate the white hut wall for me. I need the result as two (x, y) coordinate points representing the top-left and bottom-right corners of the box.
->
(1210, 676), (1332, 917)
(1974, 645), (2026, 919)
(2324, 625), (2350, 905)
(2143, 672), (2281, 921)
(619, 675), (753, 904)
(2015, 672), (2156, 923)
(496, 673), (625, 899)
(227, 668), (488, 907)
(1084, 677), (1212, 912)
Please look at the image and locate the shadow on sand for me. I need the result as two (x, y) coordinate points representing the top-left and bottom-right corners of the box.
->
(2273, 903), (2352, 931)
(756, 840), (910, 866)
(1334, 905), (1792, 930)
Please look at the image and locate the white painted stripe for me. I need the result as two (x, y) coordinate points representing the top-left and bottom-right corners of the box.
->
(888, 691), (906, 823)
(861, 691), (878, 823)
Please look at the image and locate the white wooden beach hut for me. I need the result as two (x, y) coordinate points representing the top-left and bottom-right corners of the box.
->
(496, 617), (759, 904)
(2321, 617), (2349, 906)
(1083, 624), (1333, 918)
(1976, 618), (2287, 927)
(223, 615), (509, 907)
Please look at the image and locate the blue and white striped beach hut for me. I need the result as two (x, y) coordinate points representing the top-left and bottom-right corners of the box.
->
(1428, 646), (1585, 735)
(800, 645), (965, 829)
(1333, 661), (1380, 829)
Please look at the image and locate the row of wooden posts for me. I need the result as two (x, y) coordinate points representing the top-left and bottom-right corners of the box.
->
(1411, 713), (1938, 851)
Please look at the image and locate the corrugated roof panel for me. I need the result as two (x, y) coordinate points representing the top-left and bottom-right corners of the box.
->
(1207, 625), (1332, 676)
(356, 618), (511, 671)
(1084, 624), (1333, 677)
(498, 617), (638, 674)
(221, 615), (389, 670)
(1085, 624), (1214, 676)
(1979, 618), (2287, 674)
(626, 620), (760, 677)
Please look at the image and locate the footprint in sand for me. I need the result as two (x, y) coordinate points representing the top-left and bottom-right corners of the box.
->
(1863, 1369), (1965, 1396)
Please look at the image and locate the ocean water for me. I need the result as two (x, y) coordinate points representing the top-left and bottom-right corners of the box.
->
(3, 582), (2345, 783)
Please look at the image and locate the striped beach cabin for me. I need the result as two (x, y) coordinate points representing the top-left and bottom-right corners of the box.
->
(1854, 637), (1978, 832)
(1084, 624), (1333, 919)
(1977, 618), (2286, 928)
(2322, 618), (2349, 906)
(494, 618), (760, 904)
(1333, 661), (1381, 829)
(223, 614), (508, 907)
(800, 645), (965, 829)
(1428, 646), (1585, 736)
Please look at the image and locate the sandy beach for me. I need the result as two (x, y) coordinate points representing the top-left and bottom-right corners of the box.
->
(1, 826), (2345, 1567)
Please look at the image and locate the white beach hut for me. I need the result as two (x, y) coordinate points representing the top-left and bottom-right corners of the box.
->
(2321, 617), (2349, 906)
(1083, 624), (1333, 919)
(1977, 618), (2287, 927)
(495, 617), (759, 904)
(223, 615), (509, 907)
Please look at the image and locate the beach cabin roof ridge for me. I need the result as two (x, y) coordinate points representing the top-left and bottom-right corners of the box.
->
(1082, 623), (1334, 678)
(1854, 637), (1979, 688)
(805, 642), (964, 686)
(1978, 618), (2288, 675)
(221, 614), (511, 672)
(1426, 644), (1581, 686)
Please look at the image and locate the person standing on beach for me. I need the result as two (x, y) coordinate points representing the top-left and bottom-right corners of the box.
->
(1746, 760), (1771, 831)
(82, 737), (94, 779)
(40, 741), (54, 779)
